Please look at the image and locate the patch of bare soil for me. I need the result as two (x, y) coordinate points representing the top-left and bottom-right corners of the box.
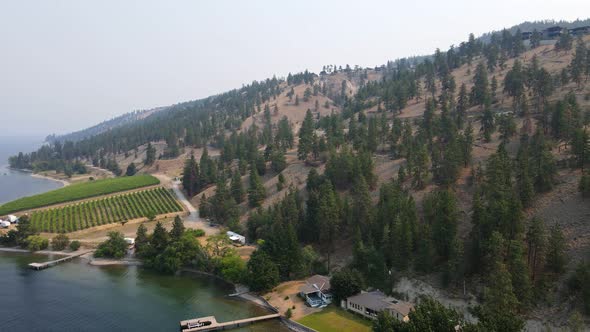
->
(264, 280), (322, 319)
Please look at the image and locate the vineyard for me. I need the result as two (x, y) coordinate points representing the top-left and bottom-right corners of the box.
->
(0, 174), (160, 215)
(28, 187), (183, 233)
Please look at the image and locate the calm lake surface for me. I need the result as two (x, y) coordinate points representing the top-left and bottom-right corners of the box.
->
(0, 136), (63, 204)
(0, 253), (286, 331)
(0, 136), (286, 331)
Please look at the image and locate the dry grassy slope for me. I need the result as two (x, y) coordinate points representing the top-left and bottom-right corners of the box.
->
(365, 37), (590, 268)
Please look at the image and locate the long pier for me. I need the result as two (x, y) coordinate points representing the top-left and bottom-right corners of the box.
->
(179, 313), (280, 332)
(28, 250), (93, 270)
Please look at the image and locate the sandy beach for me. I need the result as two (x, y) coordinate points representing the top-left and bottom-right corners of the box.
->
(30, 173), (70, 187)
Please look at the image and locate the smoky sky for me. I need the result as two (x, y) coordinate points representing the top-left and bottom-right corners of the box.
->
(1, 0), (588, 136)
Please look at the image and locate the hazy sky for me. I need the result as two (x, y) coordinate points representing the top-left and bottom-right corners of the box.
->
(1, 0), (588, 136)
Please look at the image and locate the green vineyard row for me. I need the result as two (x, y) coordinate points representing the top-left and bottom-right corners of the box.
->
(28, 187), (183, 233)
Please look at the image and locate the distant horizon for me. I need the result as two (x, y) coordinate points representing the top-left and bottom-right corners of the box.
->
(2, 0), (589, 137)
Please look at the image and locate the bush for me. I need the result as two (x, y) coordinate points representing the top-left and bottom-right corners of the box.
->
(285, 308), (293, 319)
(51, 233), (70, 251)
(0, 230), (18, 246)
(187, 229), (205, 237)
(94, 231), (127, 259)
(69, 240), (81, 251)
(26, 235), (49, 251)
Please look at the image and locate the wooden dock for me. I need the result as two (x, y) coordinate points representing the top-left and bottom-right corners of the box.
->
(179, 313), (280, 332)
(28, 250), (93, 270)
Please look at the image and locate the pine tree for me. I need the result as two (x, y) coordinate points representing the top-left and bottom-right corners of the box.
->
(477, 262), (525, 332)
(248, 167), (266, 207)
(230, 170), (245, 203)
(526, 217), (546, 281)
(135, 223), (150, 257)
(145, 142), (156, 166)
(546, 224), (567, 274)
(170, 215), (185, 241)
(151, 221), (169, 254)
(470, 62), (490, 107)
(456, 83), (469, 129)
(298, 110), (315, 160)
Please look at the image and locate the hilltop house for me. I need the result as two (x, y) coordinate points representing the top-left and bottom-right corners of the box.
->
(299, 274), (332, 308)
(342, 291), (414, 322)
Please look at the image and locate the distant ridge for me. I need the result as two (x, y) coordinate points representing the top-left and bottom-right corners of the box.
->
(46, 106), (169, 143)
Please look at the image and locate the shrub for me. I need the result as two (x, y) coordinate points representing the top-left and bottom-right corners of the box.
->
(51, 233), (70, 251)
(187, 229), (205, 237)
(94, 231), (127, 259)
(285, 308), (293, 319)
(69, 240), (81, 251)
(0, 230), (18, 246)
(26, 235), (49, 251)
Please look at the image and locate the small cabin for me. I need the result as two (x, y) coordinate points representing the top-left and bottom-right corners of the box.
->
(226, 231), (246, 245)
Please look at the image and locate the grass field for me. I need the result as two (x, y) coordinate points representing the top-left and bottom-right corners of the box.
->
(296, 306), (372, 332)
(0, 174), (160, 215)
(28, 187), (183, 233)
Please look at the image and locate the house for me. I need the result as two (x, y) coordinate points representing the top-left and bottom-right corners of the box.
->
(7, 215), (18, 223)
(342, 291), (414, 322)
(521, 31), (533, 40)
(299, 274), (333, 308)
(124, 238), (135, 246)
(543, 26), (564, 39)
(0, 220), (10, 228)
(226, 231), (245, 245)
(569, 26), (590, 36)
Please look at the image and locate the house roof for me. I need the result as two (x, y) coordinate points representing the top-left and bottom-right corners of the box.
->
(299, 274), (331, 294)
(347, 291), (414, 316)
(300, 284), (320, 295)
(306, 275), (331, 291)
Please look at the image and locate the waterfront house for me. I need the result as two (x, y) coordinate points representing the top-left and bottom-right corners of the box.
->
(226, 231), (246, 245)
(342, 290), (414, 322)
(299, 274), (333, 307)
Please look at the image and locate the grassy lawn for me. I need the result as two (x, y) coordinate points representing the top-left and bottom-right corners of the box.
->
(296, 306), (372, 332)
(0, 174), (160, 214)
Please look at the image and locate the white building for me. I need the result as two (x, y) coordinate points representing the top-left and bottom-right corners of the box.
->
(226, 231), (246, 245)
(0, 220), (10, 228)
(7, 215), (18, 223)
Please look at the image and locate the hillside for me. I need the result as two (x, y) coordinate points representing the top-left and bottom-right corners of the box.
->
(7, 21), (590, 330)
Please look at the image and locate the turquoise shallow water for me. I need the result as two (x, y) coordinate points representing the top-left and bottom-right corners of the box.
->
(0, 252), (287, 332)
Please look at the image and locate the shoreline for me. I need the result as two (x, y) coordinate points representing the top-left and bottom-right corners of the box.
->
(29, 172), (70, 187)
(3, 165), (70, 187)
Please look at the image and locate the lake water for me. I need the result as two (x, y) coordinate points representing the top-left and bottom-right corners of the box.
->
(0, 136), (63, 204)
(0, 252), (287, 331)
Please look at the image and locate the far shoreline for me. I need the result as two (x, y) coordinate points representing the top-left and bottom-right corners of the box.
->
(3, 165), (70, 188)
